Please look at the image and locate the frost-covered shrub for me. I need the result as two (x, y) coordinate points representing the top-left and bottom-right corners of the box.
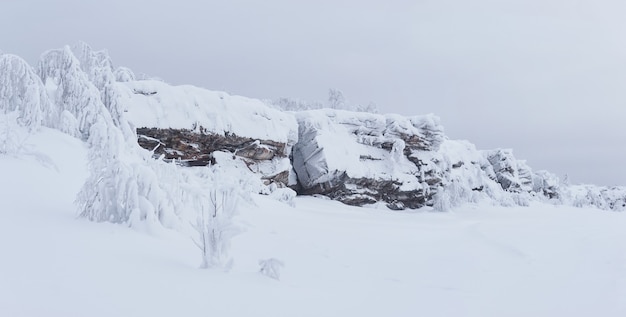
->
(432, 181), (470, 211)
(259, 258), (284, 280)
(76, 116), (138, 223)
(189, 165), (246, 269)
(0, 113), (28, 155)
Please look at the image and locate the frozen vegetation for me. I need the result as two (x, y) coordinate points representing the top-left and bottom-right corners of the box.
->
(1, 43), (625, 316)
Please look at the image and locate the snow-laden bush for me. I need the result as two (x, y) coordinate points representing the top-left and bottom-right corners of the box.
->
(259, 258), (284, 280)
(0, 112), (25, 155)
(565, 185), (626, 211)
(76, 106), (249, 267)
(189, 165), (245, 269)
(432, 181), (465, 211)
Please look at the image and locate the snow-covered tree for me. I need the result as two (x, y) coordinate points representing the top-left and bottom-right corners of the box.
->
(272, 91), (381, 114)
(0, 54), (56, 130)
(76, 114), (129, 222)
(271, 97), (324, 111)
(327, 88), (346, 110)
(38, 46), (106, 139)
(356, 102), (379, 114)
(191, 166), (242, 269)
(71, 42), (116, 95)
(114, 67), (136, 82)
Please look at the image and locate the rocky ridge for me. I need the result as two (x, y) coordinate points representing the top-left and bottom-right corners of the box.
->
(1, 43), (624, 212)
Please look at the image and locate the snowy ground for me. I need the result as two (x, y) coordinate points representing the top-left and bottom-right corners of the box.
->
(1, 129), (625, 317)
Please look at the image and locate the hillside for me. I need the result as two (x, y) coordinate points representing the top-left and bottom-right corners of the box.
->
(1, 43), (625, 316)
(6, 42), (624, 213)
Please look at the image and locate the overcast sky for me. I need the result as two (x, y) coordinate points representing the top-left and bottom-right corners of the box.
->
(2, 0), (625, 186)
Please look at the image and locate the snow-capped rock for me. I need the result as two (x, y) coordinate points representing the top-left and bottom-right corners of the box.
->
(484, 149), (534, 193)
(291, 109), (445, 209)
(567, 185), (626, 211)
(121, 80), (299, 187)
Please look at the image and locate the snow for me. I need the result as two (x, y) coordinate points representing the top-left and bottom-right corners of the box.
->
(1, 129), (625, 317)
(2, 42), (626, 316)
(121, 80), (298, 143)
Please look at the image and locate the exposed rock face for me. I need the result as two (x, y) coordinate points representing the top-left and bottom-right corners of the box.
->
(533, 170), (560, 199)
(121, 80), (299, 187)
(117, 81), (624, 211)
(292, 109), (445, 209)
(5, 42), (626, 217)
(136, 127), (292, 186)
(484, 149), (534, 193)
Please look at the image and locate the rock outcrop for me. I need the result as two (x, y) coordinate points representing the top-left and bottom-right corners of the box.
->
(431, 141), (561, 209)
(291, 109), (445, 209)
(7, 42), (620, 212)
(120, 80), (299, 187)
(136, 127), (292, 185)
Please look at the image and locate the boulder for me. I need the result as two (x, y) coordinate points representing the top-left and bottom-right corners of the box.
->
(291, 109), (445, 209)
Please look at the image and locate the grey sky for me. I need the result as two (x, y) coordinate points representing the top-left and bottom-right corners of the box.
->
(2, 0), (625, 186)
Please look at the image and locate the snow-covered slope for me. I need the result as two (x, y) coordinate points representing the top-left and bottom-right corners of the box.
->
(2, 128), (626, 317)
(2, 42), (625, 214)
(3, 41), (626, 317)
(121, 80), (297, 144)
